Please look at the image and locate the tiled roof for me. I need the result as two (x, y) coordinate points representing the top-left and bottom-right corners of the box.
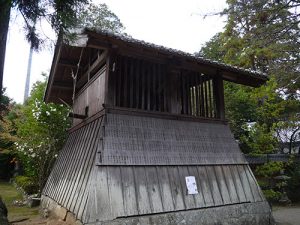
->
(85, 28), (268, 80)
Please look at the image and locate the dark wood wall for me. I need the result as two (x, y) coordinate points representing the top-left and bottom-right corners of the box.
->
(42, 112), (265, 224)
(106, 54), (225, 119)
(72, 51), (225, 127)
(73, 66), (106, 125)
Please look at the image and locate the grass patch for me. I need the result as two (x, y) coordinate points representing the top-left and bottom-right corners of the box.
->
(0, 181), (39, 222)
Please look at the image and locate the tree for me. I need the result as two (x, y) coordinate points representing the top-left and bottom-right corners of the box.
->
(0, 0), (89, 95)
(221, 0), (300, 97)
(15, 76), (71, 191)
(199, 0), (300, 154)
(77, 3), (125, 33)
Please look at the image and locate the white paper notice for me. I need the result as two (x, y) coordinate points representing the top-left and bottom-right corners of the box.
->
(185, 176), (198, 195)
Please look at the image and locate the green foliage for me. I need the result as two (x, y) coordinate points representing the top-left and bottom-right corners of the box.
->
(15, 75), (71, 191)
(286, 162), (300, 201)
(8, 0), (89, 50)
(199, 0), (300, 155)
(222, 0), (300, 95)
(240, 124), (277, 154)
(262, 189), (282, 202)
(76, 3), (125, 33)
(256, 162), (284, 178)
(256, 162), (285, 203)
(14, 176), (39, 195)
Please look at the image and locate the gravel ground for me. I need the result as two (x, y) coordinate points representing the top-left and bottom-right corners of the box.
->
(272, 205), (300, 225)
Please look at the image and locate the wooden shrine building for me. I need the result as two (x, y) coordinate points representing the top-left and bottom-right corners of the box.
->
(42, 28), (273, 225)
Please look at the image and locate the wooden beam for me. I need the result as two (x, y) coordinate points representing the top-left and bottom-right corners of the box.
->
(52, 81), (73, 90)
(58, 58), (81, 68)
(76, 50), (107, 88)
(213, 75), (225, 120)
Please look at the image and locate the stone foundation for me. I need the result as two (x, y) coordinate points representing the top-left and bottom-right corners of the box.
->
(41, 195), (83, 225)
(42, 195), (274, 225)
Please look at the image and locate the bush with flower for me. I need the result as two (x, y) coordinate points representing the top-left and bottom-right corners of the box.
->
(15, 76), (71, 192)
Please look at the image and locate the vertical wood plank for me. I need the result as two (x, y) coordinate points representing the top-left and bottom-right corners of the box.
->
(123, 56), (128, 107)
(196, 166), (214, 207)
(95, 166), (112, 221)
(61, 122), (95, 207)
(106, 51), (116, 106)
(205, 166), (223, 205)
(188, 166), (205, 208)
(129, 58), (134, 108)
(141, 60), (146, 110)
(133, 166), (152, 214)
(147, 64), (151, 111)
(145, 167), (163, 213)
(163, 66), (168, 112)
(230, 165), (247, 202)
(152, 65), (157, 111)
(213, 76), (225, 120)
(56, 126), (87, 204)
(107, 166), (125, 218)
(156, 166), (175, 212)
(67, 120), (99, 210)
(244, 165), (264, 202)
(204, 79), (209, 118)
(236, 165), (255, 202)
(222, 166), (240, 203)
(135, 59), (140, 109)
(114, 54), (119, 106)
(195, 73), (200, 117)
(120, 166), (139, 215)
(180, 72), (186, 114)
(50, 131), (77, 200)
(116, 55), (122, 107)
(167, 166), (185, 210)
(178, 166), (196, 209)
(200, 74), (205, 117)
(214, 166), (231, 204)
(208, 78), (213, 118)
(72, 118), (103, 214)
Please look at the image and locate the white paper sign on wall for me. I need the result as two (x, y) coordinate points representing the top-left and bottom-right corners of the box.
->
(185, 176), (198, 195)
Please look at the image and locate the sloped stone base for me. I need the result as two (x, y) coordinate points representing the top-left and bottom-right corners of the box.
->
(42, 195), (274, 225)
(89, 201), (274, 225)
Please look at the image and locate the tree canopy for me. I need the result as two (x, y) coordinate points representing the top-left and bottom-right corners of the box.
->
(199, 0), (300, 154)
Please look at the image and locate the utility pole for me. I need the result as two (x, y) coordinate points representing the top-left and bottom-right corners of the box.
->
(23, 44), (33, 103)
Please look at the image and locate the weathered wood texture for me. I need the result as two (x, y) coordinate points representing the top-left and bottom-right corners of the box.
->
(42, 113), (265, 224)
(73, 67), (106, 125)
(42, 116), (103, 218)
(82, 164), (264, 223)
(111, 55), (218, 118)
(97, 113), (246, 165)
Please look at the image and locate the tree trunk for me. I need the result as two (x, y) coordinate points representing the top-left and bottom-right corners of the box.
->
(0, 1), (11, 95)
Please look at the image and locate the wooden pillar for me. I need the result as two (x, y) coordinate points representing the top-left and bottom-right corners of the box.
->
(167, 70), (181, 114)
(104, 50), (117, 106)
(213, 75), (225, 120)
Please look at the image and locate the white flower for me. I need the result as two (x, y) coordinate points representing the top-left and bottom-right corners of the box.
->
(54, 154), (58, 158)
(31, 153), (36, 158)
(46, 111), (50, 116)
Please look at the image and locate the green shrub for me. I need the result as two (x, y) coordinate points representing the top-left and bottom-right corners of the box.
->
(14, 176), (39, 194)
(263, 189), (282, 202)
